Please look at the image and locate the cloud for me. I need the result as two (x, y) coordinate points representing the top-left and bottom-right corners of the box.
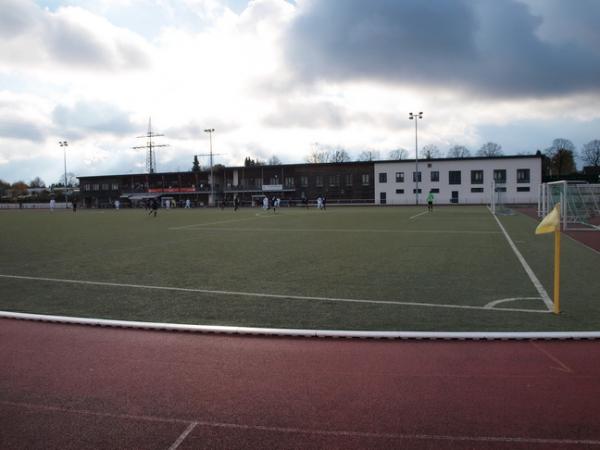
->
(52, 101), (137, 136)
(0, 118), (45, 142)
(284, 0), (600, 98)
(0, 0), (151, 72)
(263, 100), (348, 129)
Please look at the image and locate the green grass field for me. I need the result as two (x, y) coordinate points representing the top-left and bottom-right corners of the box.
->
(1, 205), (598, 331)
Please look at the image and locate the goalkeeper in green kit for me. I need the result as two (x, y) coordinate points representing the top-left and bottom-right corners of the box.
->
(427, 191), (435, 212)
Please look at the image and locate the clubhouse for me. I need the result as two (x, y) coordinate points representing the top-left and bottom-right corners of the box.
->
(77, 154), (542, 208)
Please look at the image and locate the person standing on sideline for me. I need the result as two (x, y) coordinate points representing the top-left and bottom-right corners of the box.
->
(149, 199), (158, 217)
(234, 196), (240, 211)
(322, 196), (327, 210)
(427, 191), (435, 212)
(49, 198), (56, 212)
(72, 199), (77, 213)
(115, 199), (120, 210)
(263, 196), (269, 210)
(185, 198), (191, 208)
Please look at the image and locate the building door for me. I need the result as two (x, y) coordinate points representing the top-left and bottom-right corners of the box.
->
(451, 191), (459, 204)
(380, 192), (387, 204)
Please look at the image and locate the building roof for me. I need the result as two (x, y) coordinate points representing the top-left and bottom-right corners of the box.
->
(78, 154), (542, 180)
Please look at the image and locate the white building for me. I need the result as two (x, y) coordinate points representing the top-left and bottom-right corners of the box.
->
(374, 155), (542, 205)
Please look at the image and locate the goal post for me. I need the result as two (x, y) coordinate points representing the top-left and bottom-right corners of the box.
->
(541, 180), (600, 231)
(490, 180), (514, 216)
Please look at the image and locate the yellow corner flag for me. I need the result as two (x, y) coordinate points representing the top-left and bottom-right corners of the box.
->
(535, 204), (561, 234)
(535, 203), (561, 314)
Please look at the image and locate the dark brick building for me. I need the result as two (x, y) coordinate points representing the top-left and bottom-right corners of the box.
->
(78, 161), (375, 208)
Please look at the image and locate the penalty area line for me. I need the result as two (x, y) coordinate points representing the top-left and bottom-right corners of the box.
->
(0, 273), (547, 314)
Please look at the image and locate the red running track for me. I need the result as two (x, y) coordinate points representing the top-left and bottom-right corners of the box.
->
(2, 319), (600, 449)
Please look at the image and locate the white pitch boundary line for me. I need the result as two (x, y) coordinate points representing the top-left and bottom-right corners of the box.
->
(0, 273), (548, 314)
(168, 422), (198, 450)
(172, 227), (502, 235)
(409, 211), (429, 220)
(4, 400), (600, 445)
(489, 210), (553, 311)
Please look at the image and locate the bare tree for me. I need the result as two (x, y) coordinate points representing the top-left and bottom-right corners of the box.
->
(357, 150), (381, 161)
(477, 142), (503, 157)
(581, 139), (600, 167)
(544, 138), (577, 175)
(305, 150), (330, 163)
(268, 156), (282, 165)
(421, 144), (441, 159)
(329, 148), (352, 162)
(446, 145), (471, 158)
(29, 177), (46, 188)
(388, 148), (408, 160)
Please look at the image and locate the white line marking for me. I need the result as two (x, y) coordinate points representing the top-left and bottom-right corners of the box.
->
(409, 211), (429, 220)
(484, 297), (542, 309)
(0, 273), (548, 314)
(3, 401), (600, 446)
(489, 211), (553, 311)
(169, 215), (275, 230)
(173, 226), (501, 235)
(168, 422), (198, 450)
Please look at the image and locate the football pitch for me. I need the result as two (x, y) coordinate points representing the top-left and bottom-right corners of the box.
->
(1, 205), (598, 332)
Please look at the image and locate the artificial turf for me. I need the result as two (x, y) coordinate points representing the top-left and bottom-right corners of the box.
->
(0, 205), (598, 331)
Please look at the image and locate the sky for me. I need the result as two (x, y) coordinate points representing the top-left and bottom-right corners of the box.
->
(1, 0), (599, 185)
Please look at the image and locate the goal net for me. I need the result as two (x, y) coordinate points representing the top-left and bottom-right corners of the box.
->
(539, 181), (600, 231)
(490, 180), (514, 215)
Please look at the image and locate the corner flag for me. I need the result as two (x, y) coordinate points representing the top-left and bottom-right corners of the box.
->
(535, 203), (561, 314)
(535, 204), (560, 235)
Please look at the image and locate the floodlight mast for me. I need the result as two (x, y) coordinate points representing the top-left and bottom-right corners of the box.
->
(59, 140), (68, 206)
(196, 128), (223, 207)
(409, 112), (423, 205)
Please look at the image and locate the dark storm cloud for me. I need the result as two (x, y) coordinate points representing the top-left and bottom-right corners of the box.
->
(284, 0), (600, 97)
(52, 102), (137, 136)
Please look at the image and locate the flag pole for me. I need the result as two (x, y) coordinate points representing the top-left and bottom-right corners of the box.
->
(553, 228), (560, 314)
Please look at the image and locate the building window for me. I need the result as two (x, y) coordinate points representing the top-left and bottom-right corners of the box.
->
(412, 172), (422, 182)
(517, 169), (530, 183)
(517, 186), (530, 192)
(101, 183), (109, 191)
(92, 184), (99, 191)
(431, 171), (439, 182)
(329, 174), (340, 187)
(301, 176), (308, 187)
(83, 184), (91, 192)
(269, 177), (279, 185)
(380, 192), (387, 204)
(396, 189), (404, 194)
(316, 176), (323, 187)
(395, 172), (404, 183)
(413, 188), (422, 194)
(284, 177), (294, 188)
(379, 173), (387, 183)
(495, 186), (507, 192)
(449, 171), (461, 185)
(345, 174), (353, 186)
(362, 174), (370, 186)
(471, 187), (484, 193)
(471, 170), (484, 184)
(430, 188), (440, 193)
(112, 183), (119, 190)
(494, 169), (506, 183)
